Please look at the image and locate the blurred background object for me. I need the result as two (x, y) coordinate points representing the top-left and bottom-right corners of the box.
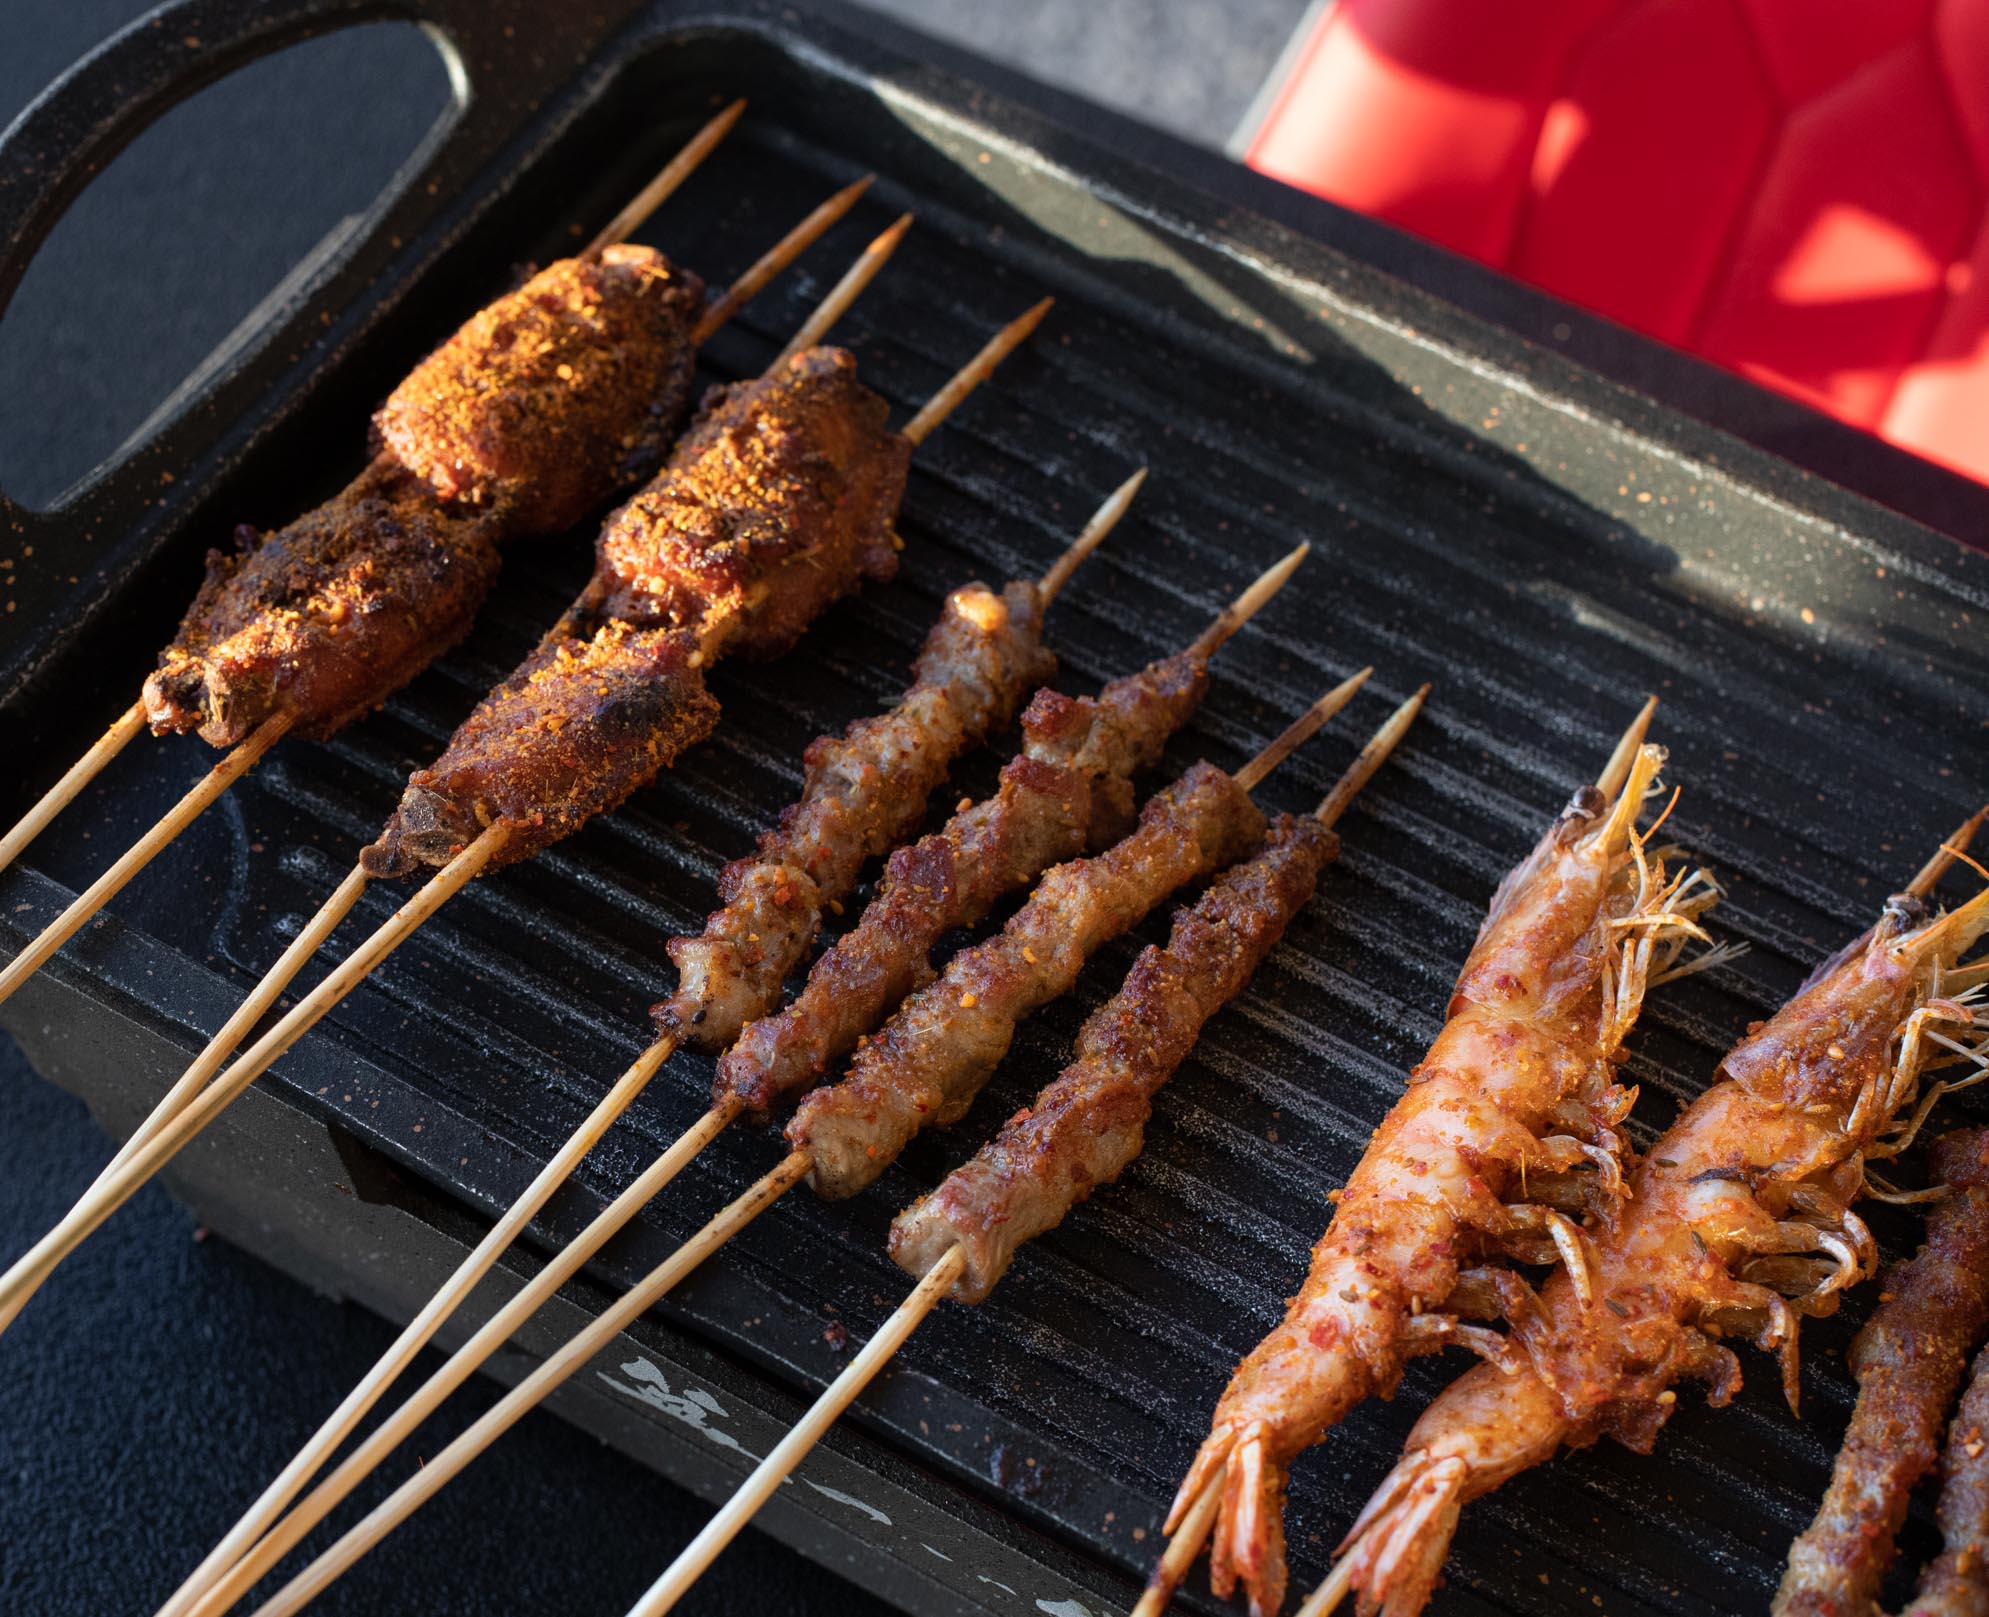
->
(1243, 0), (1989, 485)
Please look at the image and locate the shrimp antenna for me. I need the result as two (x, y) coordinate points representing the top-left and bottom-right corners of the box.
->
(1594, 696), (1658, 797)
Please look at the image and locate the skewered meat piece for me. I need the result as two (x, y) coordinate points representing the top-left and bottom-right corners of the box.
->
(145, 249), (708, 748)
(144, 460), (506, 747)
(375, 245), (706, 533)
(892, 812), (1336, 1302)
(717, 646), (1207, 1116)
(656, 577), (1054, 1050)
(1916, 1305), (1989, 1616)
(1777, 1128), (1989, 1617)
(363, 348), (908, 877)
(787, 759), (1264, 1200)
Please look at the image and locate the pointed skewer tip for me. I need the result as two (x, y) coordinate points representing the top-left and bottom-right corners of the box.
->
(1233, 668), (1371, 794)
(1039, 471), (1144, 602)
(1593, 694), (1659, 798)
(1315, 683), (1425, 829)
(1190, 541), (1309, 660)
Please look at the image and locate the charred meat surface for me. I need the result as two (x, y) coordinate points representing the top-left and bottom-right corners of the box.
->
(787, 760), (1264, 1200)
(375, 245), (705, 533)
(144, 458), (505, 747)
(891, 813), (1336, 1302)
(716, 646), (1208, 1117)
(364, 349), (908, 876)
(1778, 1128), (1989, 1617)
(657, 577), (1054, 1050)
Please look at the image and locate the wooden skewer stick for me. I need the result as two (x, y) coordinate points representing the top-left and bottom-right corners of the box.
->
(627, 1246), (969, 1617)
(1132, 1477), (1222, 1617)
(0, 825), (507, 1325)
(0, 711), (291, 1008)
(1189, 541), (1309, 660)
(222, 687), (1364, 1615)
(171, 475), (1130, 1615)
(244, 1152), (814, 1617)
(0, 863), (371, 1338)
(901, 297), (1054, 445)
(632, 694), (1428, 1617)
(1040, 468), (1144, 602)
(163, 1061), (734, 1617)
(0, 699), (147, 878)
(584, 98), (748, 257)
(692, 176), (877, 345)
(769, 212), (914, 366)
(1233, 668), (1372, 793)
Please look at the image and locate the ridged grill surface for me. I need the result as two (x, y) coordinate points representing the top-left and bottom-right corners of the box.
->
(11, 33), (1989, 1617)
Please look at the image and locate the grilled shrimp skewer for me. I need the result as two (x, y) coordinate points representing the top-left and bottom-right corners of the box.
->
(1152, 700), (1722, 1617)
(1776, 1126), (1989, 1617)
(1319, 818), (1989, 1617)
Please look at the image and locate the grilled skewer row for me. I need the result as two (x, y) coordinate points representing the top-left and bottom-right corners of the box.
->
(714, 641), (1214, 1116)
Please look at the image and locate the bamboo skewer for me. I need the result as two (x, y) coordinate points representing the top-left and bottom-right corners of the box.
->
(245, 1153), (814, 1617)
(630, 1247), (969, 1617)
(0, 699), (147, 878)
(0, 824), (507, 1319)
(690, 175), (875, 344)
(168, 492), (1143, 1617)
(584, 98), (748, 257)
(225, 688), (1371, 1616)
(902, 297), (1054, 445)
(625, 695), (1428, 1617)
(0, 711), (291, 1008)
(0, 102), (750, 908)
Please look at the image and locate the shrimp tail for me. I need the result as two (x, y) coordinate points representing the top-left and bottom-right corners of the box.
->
(1208, 1423), (1290, 1617)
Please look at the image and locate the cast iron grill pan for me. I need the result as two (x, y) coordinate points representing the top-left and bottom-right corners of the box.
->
(2, 7), (1987, 1614)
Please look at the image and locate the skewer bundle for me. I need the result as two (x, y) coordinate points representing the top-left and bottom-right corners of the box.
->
(194, 680), (1421, 1617)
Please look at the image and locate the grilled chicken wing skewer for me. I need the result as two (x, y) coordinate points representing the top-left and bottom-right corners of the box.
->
(168, 536), (1308, 1617)
(1151, 701), (1724, 1617)
(0, 233), (1018, 1335)
(1318, 821), (1989, 1617)
(225, 678), (1379, 1617)
(625, 690), (1427, 1617)
(0, 104), (862, 1002)
(1776, 1126), (1989, 1617)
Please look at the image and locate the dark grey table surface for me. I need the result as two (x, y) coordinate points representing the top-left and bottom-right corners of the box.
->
(0, 3), (1301, 1613)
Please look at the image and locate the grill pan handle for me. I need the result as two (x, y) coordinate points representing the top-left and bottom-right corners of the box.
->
(0, 0), (646, 690)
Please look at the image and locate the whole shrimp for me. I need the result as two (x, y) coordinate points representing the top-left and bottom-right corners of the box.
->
(1320, 815), (1989, 1617)
(1150, 701), (1721, 1617)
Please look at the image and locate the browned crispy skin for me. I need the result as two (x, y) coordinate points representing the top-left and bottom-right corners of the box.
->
(891, 813), (1337, 1302)
(787, 760), (1265, 1200)
(363, 349), (908, 877)
(716, 646), (1208, 1117)
(375, 246), (705, 533)
(587, 347), (906, 658)
(147, 248), (706, 747)
(1777, 1129), (1989, 1617)
(656, 578), (1055, 1051)
(1916, 1318), (1989, 1615)
(143, 459), (505, 746)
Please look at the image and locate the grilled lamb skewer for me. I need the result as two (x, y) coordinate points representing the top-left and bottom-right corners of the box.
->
(1776, 1127), (1989, 1617)
(226, 679), (1392, 1617)
(139, 305), (1074, 1617)
(623, 690), (1428, 1617)
(710, 538), (1307, 1116)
